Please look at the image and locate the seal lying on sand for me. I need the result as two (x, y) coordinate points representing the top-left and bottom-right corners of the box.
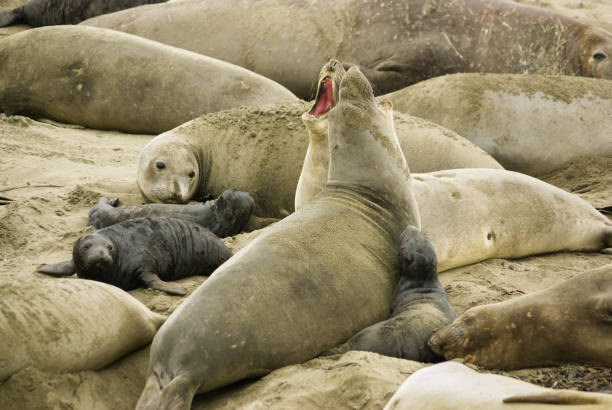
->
(386, 73), (612, 175)
(322, 226), (456, 362)
(0, 0), (167, 27)
(0, 25), (296, 133)
(82, 0), (612, 98)
(429, 264), (612, 369)
(37, 217), (232, 295)
(135, 67), (420, 408)
(0, 277), (165, 381)
(88, 190), (253, 237)
(297, 63), (612, 271)
(384, 361), (612, 410)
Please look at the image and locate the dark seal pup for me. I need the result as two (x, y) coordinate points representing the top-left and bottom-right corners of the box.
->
(83, 0), (612, 98)
(322, 226), (456, 362)
(0, 0), (167, 27)
(37, 217), (232, 295)
(88, 189), (254, 237)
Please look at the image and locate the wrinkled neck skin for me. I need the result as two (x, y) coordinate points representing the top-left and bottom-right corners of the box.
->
(295, 114), (330, 211)
(326, 95), (420, 230)
(391, 276), (448, 315)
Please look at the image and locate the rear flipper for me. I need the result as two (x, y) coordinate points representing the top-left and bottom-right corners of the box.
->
(139, 272), (187, 296)
(504, 390), (605, 405)
(136, 373), (198, 410)
(0, 8), (24, 27)
(36, 260), (76, 276)
(98, 197), (120, 207)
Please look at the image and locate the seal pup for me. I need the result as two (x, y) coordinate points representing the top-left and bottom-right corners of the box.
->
(37, 217), (232, 295)
(322, 226), (456, 362)
(298, 63), (612, 271)
(1, 277), (165, 381)
(428, 264), (612, 369)
(386, 73), (612, 175)
(82, 0), (612, 99)
(0, 25), (296, 133)
(87, 189), (254, 237)
(383, 361), (612, 410)
(0, 0), (167, 27)
(135, 67), (420, 409)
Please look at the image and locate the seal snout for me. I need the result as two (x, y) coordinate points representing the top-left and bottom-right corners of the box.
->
(338, 67), (374, 104)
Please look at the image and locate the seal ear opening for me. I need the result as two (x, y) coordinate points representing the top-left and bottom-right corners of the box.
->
(36, 260), (76, 276)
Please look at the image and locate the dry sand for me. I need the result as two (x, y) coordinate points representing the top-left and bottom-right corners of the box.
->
(1, 0), (611, 408)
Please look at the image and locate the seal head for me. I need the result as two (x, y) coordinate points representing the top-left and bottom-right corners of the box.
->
(73, 232), (118, 282)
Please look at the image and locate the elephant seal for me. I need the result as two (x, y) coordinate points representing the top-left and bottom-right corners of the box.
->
(386, 73), (612, 175)
(37, 217), (232, 295)
(383, 361), (612, 410)
(0, 26), (296, 134)
(297, 62), (612, 271)
(0, 0), (167, 27)
(428, 264), (612, 369)
(135, 67), (420, 408)
(0, 277), (165, 381)
(82, 0), (612, 99)
(87, 189), (254, 237)
(322, 226), (456, 362)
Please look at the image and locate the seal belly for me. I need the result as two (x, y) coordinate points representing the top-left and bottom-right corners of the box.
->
(150, 188), (401, 395)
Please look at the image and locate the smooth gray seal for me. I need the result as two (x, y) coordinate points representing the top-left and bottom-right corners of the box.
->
(322, 225), (456, 362)
(83, 0), (612, 99)
(135, 67), (420, 408)
(37, 217), (232, 295)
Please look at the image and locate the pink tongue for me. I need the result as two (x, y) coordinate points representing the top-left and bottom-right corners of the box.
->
(310, 79), (333, 116)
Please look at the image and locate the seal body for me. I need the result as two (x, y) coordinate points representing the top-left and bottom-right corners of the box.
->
(386, 73), (612, 175)
(83, 0), (612, 98)
(384, 361), (612, 410)
(39, 217), (232, 295)
(0, 25), (296, 133)
(87, 190), (254, 237)
(0, 277), (165, 381)
(137, 101), (499, 217)
(0, 0), (167, 27)
(323, 226), (456, 362)
(135, 67), (420, 408)
(429, 264), (612, 369)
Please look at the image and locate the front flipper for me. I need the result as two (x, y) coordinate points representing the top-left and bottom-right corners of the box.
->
(503, 390), (604, 405)
(37, 260), (76, 276)
(139, 271), (187, 296)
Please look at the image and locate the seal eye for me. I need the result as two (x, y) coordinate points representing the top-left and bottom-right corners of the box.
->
(155, 161), (166, 170)
(83, 243), (92, 250)
(188, 171), (196, 178)
(107, 245), (113, 251)
(593, 52), (606, 61)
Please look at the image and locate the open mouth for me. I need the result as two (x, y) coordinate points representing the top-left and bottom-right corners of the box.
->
(309, 77), (334, 116)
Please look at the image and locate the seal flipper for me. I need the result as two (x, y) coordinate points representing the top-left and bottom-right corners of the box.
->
(139, 272), (187, 296)
(137, 373), (198, 410)
(503, 391), (603, 405)
(36, 260), (76, 276)
(0, 8), (24, 27)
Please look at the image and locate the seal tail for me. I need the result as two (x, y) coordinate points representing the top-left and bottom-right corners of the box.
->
(0, 8), (24, 27)
(136, 373), (197, 410)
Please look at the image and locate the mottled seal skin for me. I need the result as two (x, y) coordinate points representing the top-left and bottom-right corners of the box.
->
(323, 226), (456, 362)
(383, 361), (612, 410)
(0, 0), (167, 27)
(83, 0), (612, 99)
(1, 277), (165, 382)
(135, 68), (420, 409)
(428, 264), (612, 369)
(0, 25), (296, 133)
(37, 217), (232, 295)
(297, 64), (612, 272)
(386, 73), (612, 175)
(88, 190), (254, 237)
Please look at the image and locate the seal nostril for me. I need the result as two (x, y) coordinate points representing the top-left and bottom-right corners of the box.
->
(156, 161), (165, 170)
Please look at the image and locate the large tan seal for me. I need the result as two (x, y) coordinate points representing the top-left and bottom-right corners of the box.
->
(0, 276), (165, 381)
(386, 73), (612, 175)
(298, 62), (612, 271)
(429, 264), (612, 369)
(135, 67), (420, 408)
(82, 0), (612, 99)
(0, 25), (296, 133)
(384, 361), (612, 410)
(136, 100), (500, 217)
